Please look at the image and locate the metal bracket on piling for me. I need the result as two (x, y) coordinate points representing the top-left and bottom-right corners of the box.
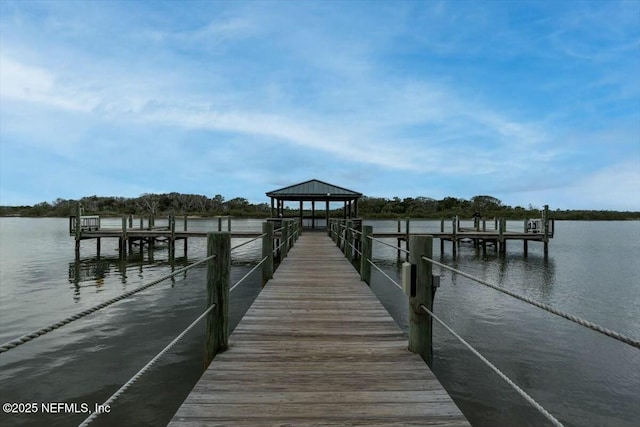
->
(401, 262), (416, 297)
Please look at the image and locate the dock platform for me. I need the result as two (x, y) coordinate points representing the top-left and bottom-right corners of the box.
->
(168, 232), (470, 426)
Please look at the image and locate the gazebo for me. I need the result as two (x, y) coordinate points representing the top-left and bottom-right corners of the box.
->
(266, 179), (362, 229)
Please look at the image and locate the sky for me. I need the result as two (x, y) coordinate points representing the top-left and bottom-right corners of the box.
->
(1, 1), (639, 211)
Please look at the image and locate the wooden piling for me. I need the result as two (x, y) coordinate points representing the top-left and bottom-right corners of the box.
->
(121, 215), (127, 257)
(170, 215), (176, 259)
(345, 220), (353, 261)
(205, 232), (230, 365)
(74, 203), (81, 257)
(405, 218), (410, 261)
(183, 215), (188, 257)
(360, 225), (372, 285)
(452, 217), (457, 256)
(281, 219), (289, 258)
(261, 222), (274, 286)
(543, 205), (549, 257)
(409, 235), (434, 366)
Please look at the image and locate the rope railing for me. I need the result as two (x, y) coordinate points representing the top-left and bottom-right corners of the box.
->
(230, 256), (269, 293)
(80, 233), (284, 425)
(230, 233), (267, 252)
(274, 241), (285, 252)
(422, 256), (640, 350)
(345, 239), (362, 256)
(368, 235), (410, 254)
(361, 258), (564, 427)
(78, 303), (217, 427)
(367, 259), (402, 291)
(0, 254), (217, 354)
(419, 304), (564, 427)
(346, 224), (638, 350)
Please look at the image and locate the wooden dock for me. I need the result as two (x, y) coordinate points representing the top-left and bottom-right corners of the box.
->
(169, 232), (470, 426)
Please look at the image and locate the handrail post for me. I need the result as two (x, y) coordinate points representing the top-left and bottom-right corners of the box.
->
(360, 225), (372, 284)
(74, 203), (81, 257)
(408, 235), (434, 366)
(405, 218), (410, 261)
(120, 215), (127, 257)
(288, 220), (295, 248)
(452, 217), (457, 256)
(169, 215), (176, 259)
(206, 232), (230, 365)
(262, 222), (274, 286)
(498, 218), (505, 253)
(543, 204), (549, 257)
(184, 215), (188, 257)
(327, 218), (332, 237)
(345, 220), (353, 260)
(282, 219), (289, 258)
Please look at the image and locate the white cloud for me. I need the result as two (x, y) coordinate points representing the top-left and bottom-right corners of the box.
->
(568, 161), (640, 210)
(0, 56), (100, 112)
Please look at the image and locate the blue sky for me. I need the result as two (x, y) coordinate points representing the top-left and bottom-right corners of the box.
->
(1, 0), (639, 210)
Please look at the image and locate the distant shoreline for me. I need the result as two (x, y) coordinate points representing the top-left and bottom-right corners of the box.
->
(2, 192), (639, 221)
(1, 213), (639, 221)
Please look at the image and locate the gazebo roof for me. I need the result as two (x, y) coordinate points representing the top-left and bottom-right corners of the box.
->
(266, 179), (362, 200)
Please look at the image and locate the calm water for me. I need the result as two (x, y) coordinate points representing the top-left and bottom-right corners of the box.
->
(0, 218), (638, 426)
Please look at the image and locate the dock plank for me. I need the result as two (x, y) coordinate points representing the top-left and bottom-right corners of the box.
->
(169, 232), (470, 426)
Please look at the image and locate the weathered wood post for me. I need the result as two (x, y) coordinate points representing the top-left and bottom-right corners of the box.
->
(74, 203), (82, 257)
(169, 215), (176, 259)
(128, 215), (133, 228)
(405, 218), (410, 261)
(120, 215), (127, 257)
(288, 219), (295, 248)
(183, 215), (188, 257)
(452, 217), (457, 256)
(227, 216), (231, 232)
(523, 219), (529, 256)
(543, 205), (549, 257)
(345, 220), (353, 261)
(396, 219), (402, 261)
(139, 217), (143, 229)
(262, 222), (274, 286)
(498, 218), (506, 254)
(281, 219), (289, 258)
(360, 225), (372, 285)
(217, 217), (222, 232)
(440, 219), (445, 254)
(205, 232), (230, 365)
(409, 235), (434, 366)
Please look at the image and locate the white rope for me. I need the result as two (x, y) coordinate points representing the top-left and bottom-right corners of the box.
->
(229, 256), (269, 292)
(78, 304), (216, 427)
(367, 259), (403, 292)
(363, 257), (563, 425)
(230, 233), (267, 252)
(368, 235), (410, 254)
(422, 256), (640, 350)
(419, 304), (564, 427)
(0, 255), (216, 354)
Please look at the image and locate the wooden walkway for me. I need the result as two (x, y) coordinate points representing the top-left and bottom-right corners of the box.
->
(169, 233), (470, 426)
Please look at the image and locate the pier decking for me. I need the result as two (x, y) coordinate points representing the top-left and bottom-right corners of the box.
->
(169, 232), (470, 426)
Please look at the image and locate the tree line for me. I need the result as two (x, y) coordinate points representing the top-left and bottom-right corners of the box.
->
(0, 193), (638, 220)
